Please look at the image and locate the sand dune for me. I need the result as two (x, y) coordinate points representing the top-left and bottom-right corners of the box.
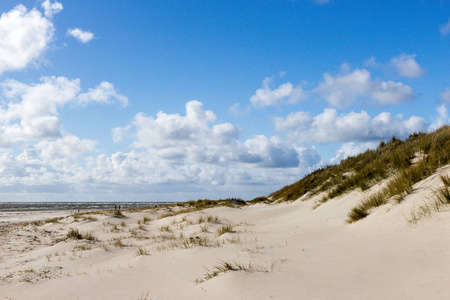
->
(1, 166), (450, 299)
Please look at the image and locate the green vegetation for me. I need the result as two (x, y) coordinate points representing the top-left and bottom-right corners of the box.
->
(408, 174), (450, 223)
(265, 126), (450, 221)
(435, 174), (450, 205)
(248, 196), (270, 204)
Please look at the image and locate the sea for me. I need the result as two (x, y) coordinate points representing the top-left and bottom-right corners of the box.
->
(0, 202), (172, 212)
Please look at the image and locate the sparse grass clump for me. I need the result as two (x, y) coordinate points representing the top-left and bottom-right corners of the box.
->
(113, 210), (126, 218)
(206, 215), (219, 223)
(74, 243), (93, 251)
(435, 174), (450, 206)
(216, 224), (234, 236)
(112, 238), (124, 247)
(440, 174), (450, 188)
(66, 228), (97, 241)
(67, 228), (83, 239)
(196, 260), (267, 283)
(160, 225), (171, 232)
(200, 224), (208, 233)
(135, 247), (149, 256)
(408, 174), (450, 223)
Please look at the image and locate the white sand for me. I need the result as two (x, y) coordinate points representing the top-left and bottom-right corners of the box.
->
(1, 166), (450, 299)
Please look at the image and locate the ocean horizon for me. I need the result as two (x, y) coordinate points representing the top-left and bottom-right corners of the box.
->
(0, 202), (174, 212)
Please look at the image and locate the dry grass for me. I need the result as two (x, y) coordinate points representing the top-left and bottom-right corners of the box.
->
(206, 215), (219, 223)
(216, 224), (234, 236)
(160, 225), (172, 233)
(347, 160), (432, 223)
(112, 210), (126, 218)
(135, 247), (149, 256)
(271, 126), (450, 204)
(66, 228), (97, 241)
(196, 260), (267, 283)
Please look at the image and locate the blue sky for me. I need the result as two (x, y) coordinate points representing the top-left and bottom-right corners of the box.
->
(0, 0), (449, 202)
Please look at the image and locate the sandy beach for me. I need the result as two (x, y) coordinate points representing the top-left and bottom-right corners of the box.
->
(0, 166), (449, 299)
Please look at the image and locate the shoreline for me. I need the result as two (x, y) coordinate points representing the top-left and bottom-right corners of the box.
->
(0, 210), (77, 225)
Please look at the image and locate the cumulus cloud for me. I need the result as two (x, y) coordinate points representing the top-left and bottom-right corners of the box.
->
(440, 18), (450, 36)
(389, 54), (424, 78)
(67, 28), (95, 43)
(315, 66), (414, 107)
(114, 100), (321, 169)
(78, 82), (128, 107)
(41, 0), (63, 18)
(274, 108), (427, 144)
(131, 101), (220, 149)
(0, 77), (127, 147)
(0, 98), (324, 200)
(250, 77), (304, 107)
(35, 135), (97, 165)
(0, 4), (56, 75)
(242, 135), (304, 168)
(0, 76), (80, 145)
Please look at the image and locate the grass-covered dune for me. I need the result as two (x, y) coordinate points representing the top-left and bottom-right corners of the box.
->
(265, 125), (450, 221)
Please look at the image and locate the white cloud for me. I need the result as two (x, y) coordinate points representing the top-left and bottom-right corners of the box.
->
(389, 54), (424, 78)
(330, 141), (379, 164)
(112, 125), (132, 143)
(41, 0), (63, 18)
(67, 28), (95, 43)
(114, 100), (321, 170)
(243, 135), (306, 168)
(250, 77), (304, 107)
(35, 135), (97, 165)
(430, 104), (450, 131)
(315, 66), (414, 107)
(0, 99), (326, 200)
(131, 100), (219, 149)
(440, 88), (450, 102)
(274, 108), (427, 144)
(0, 76), (80, 145)
(0, 77), (127, 147)
(78, 81), (128, 107)
(0, 4), (55, 75)
(440, 18), (450, 36)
